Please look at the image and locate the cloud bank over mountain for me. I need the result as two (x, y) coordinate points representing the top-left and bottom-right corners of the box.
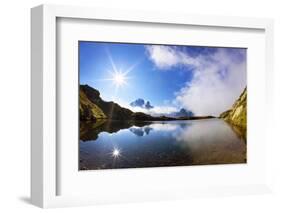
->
(129, 98), (193, 118)
(146, 45), (246, 116)
(130, 98), (154, 109)
(128, 100), (178, 116)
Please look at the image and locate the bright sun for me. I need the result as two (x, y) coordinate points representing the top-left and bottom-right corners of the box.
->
(112, 148), (121, 158)
(99, 49), (138, 90)
(113, 72), (126, 86)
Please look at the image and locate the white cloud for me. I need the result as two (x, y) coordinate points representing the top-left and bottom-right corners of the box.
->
(132, 123), (179, 132)
(146, 45), (199, 70)
(146, 45), (246, 116)
(149, 123), (178, 131)
(128, 105), (179, 116)
(146, 45), (179, 69)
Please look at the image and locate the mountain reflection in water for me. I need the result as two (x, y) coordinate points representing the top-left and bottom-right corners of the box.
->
(79, 119), (246, 170)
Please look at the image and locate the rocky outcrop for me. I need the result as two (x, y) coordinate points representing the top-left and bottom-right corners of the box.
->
(80, 87), (107, 120)
(80, 84), (134, 120)
(80, 85), (177, 121)
(220, 88), (247, 130)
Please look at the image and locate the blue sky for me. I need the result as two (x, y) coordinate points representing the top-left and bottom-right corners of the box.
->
(79, 41), (246, 116)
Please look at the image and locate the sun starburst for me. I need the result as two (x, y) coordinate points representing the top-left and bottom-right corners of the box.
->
(92, 48), (140, 103)
(110, 70), (129, 87)
(112, 148), (121, 158)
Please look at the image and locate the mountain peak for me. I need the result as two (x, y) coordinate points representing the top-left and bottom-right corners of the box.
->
(173, 108), (194, 118)
(130, 98), (154, 109)
(80, 84), (100, 98)
(145, 101), (153, 109)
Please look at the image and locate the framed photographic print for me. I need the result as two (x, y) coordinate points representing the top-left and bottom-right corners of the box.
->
(78, 41), (247, 170)
(31, 4), (274, 208)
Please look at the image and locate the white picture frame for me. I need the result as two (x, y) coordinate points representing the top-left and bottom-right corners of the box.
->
(31, 4), (274, 208)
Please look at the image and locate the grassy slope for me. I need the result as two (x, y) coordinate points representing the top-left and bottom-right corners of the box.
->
(79, 90), (107, 120)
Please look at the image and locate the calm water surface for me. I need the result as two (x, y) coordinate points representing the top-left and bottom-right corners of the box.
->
(79, 119), (246, 170)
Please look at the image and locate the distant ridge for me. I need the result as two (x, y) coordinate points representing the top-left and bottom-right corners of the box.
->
(80, 84), (215, 121)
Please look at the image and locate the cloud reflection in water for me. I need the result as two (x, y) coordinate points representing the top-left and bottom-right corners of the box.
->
(79, 119), (246, 170)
